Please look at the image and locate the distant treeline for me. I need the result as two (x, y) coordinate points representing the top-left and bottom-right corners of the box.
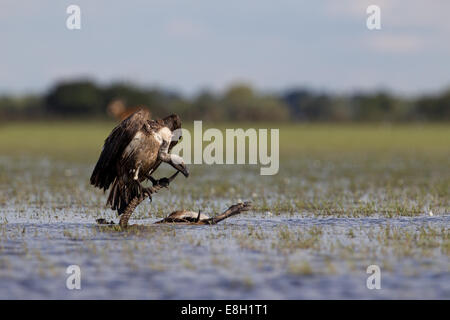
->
(0, 80), (449, 122)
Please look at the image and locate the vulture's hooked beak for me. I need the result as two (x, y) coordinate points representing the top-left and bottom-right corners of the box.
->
(172, 162), (189, 177)
(169, 154), (189, 177)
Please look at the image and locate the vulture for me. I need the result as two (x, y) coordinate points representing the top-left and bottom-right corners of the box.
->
(90, 109), (189, 227)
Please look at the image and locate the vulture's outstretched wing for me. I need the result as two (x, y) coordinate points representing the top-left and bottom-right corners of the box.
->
(90, 109), (150, 191)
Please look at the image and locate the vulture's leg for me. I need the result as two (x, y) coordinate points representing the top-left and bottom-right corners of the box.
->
(119, 194), (146, 228)
(130, 177), (165, 203)
(141, 183), (165, 202)
(118, 180), (166, 227)
(118, 180), (165, 228)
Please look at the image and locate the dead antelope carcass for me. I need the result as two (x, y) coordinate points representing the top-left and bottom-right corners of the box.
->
(155, 202), (252, 225)
(96, 202), (252, 226)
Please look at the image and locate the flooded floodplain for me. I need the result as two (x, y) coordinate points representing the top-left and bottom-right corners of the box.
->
(0, 123), (449, 299)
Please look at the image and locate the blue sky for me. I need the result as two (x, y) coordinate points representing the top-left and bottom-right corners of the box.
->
(1, 0), (449, 96)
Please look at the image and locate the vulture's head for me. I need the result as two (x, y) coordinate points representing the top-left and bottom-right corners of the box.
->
(163, 114), (183, 151)
(163, 114), (181, 131)
(161, 114), (188, 177)
(168, 154), (189, 177)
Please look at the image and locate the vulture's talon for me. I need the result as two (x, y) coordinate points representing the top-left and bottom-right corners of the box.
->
(158, 177), (170, 188)
(142, 187), (155, 201)
(151, 177), (170, 188)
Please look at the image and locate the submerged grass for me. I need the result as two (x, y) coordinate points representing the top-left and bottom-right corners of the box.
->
(0, 122), (448, 219)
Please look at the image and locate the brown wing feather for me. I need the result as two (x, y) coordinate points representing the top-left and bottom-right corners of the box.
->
(90, 109), (151, 191)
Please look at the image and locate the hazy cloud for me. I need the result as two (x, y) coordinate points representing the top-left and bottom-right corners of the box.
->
(366, 34), (423, 53)
(0, 1), (449, 95)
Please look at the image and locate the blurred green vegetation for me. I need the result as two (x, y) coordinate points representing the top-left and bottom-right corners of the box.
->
(0, 122), (448, 162)
(0, 80), (449, 122)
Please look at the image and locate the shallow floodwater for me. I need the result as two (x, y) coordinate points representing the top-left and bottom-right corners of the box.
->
(0, 215), (449, 299)
(0, 156), (449, 299)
